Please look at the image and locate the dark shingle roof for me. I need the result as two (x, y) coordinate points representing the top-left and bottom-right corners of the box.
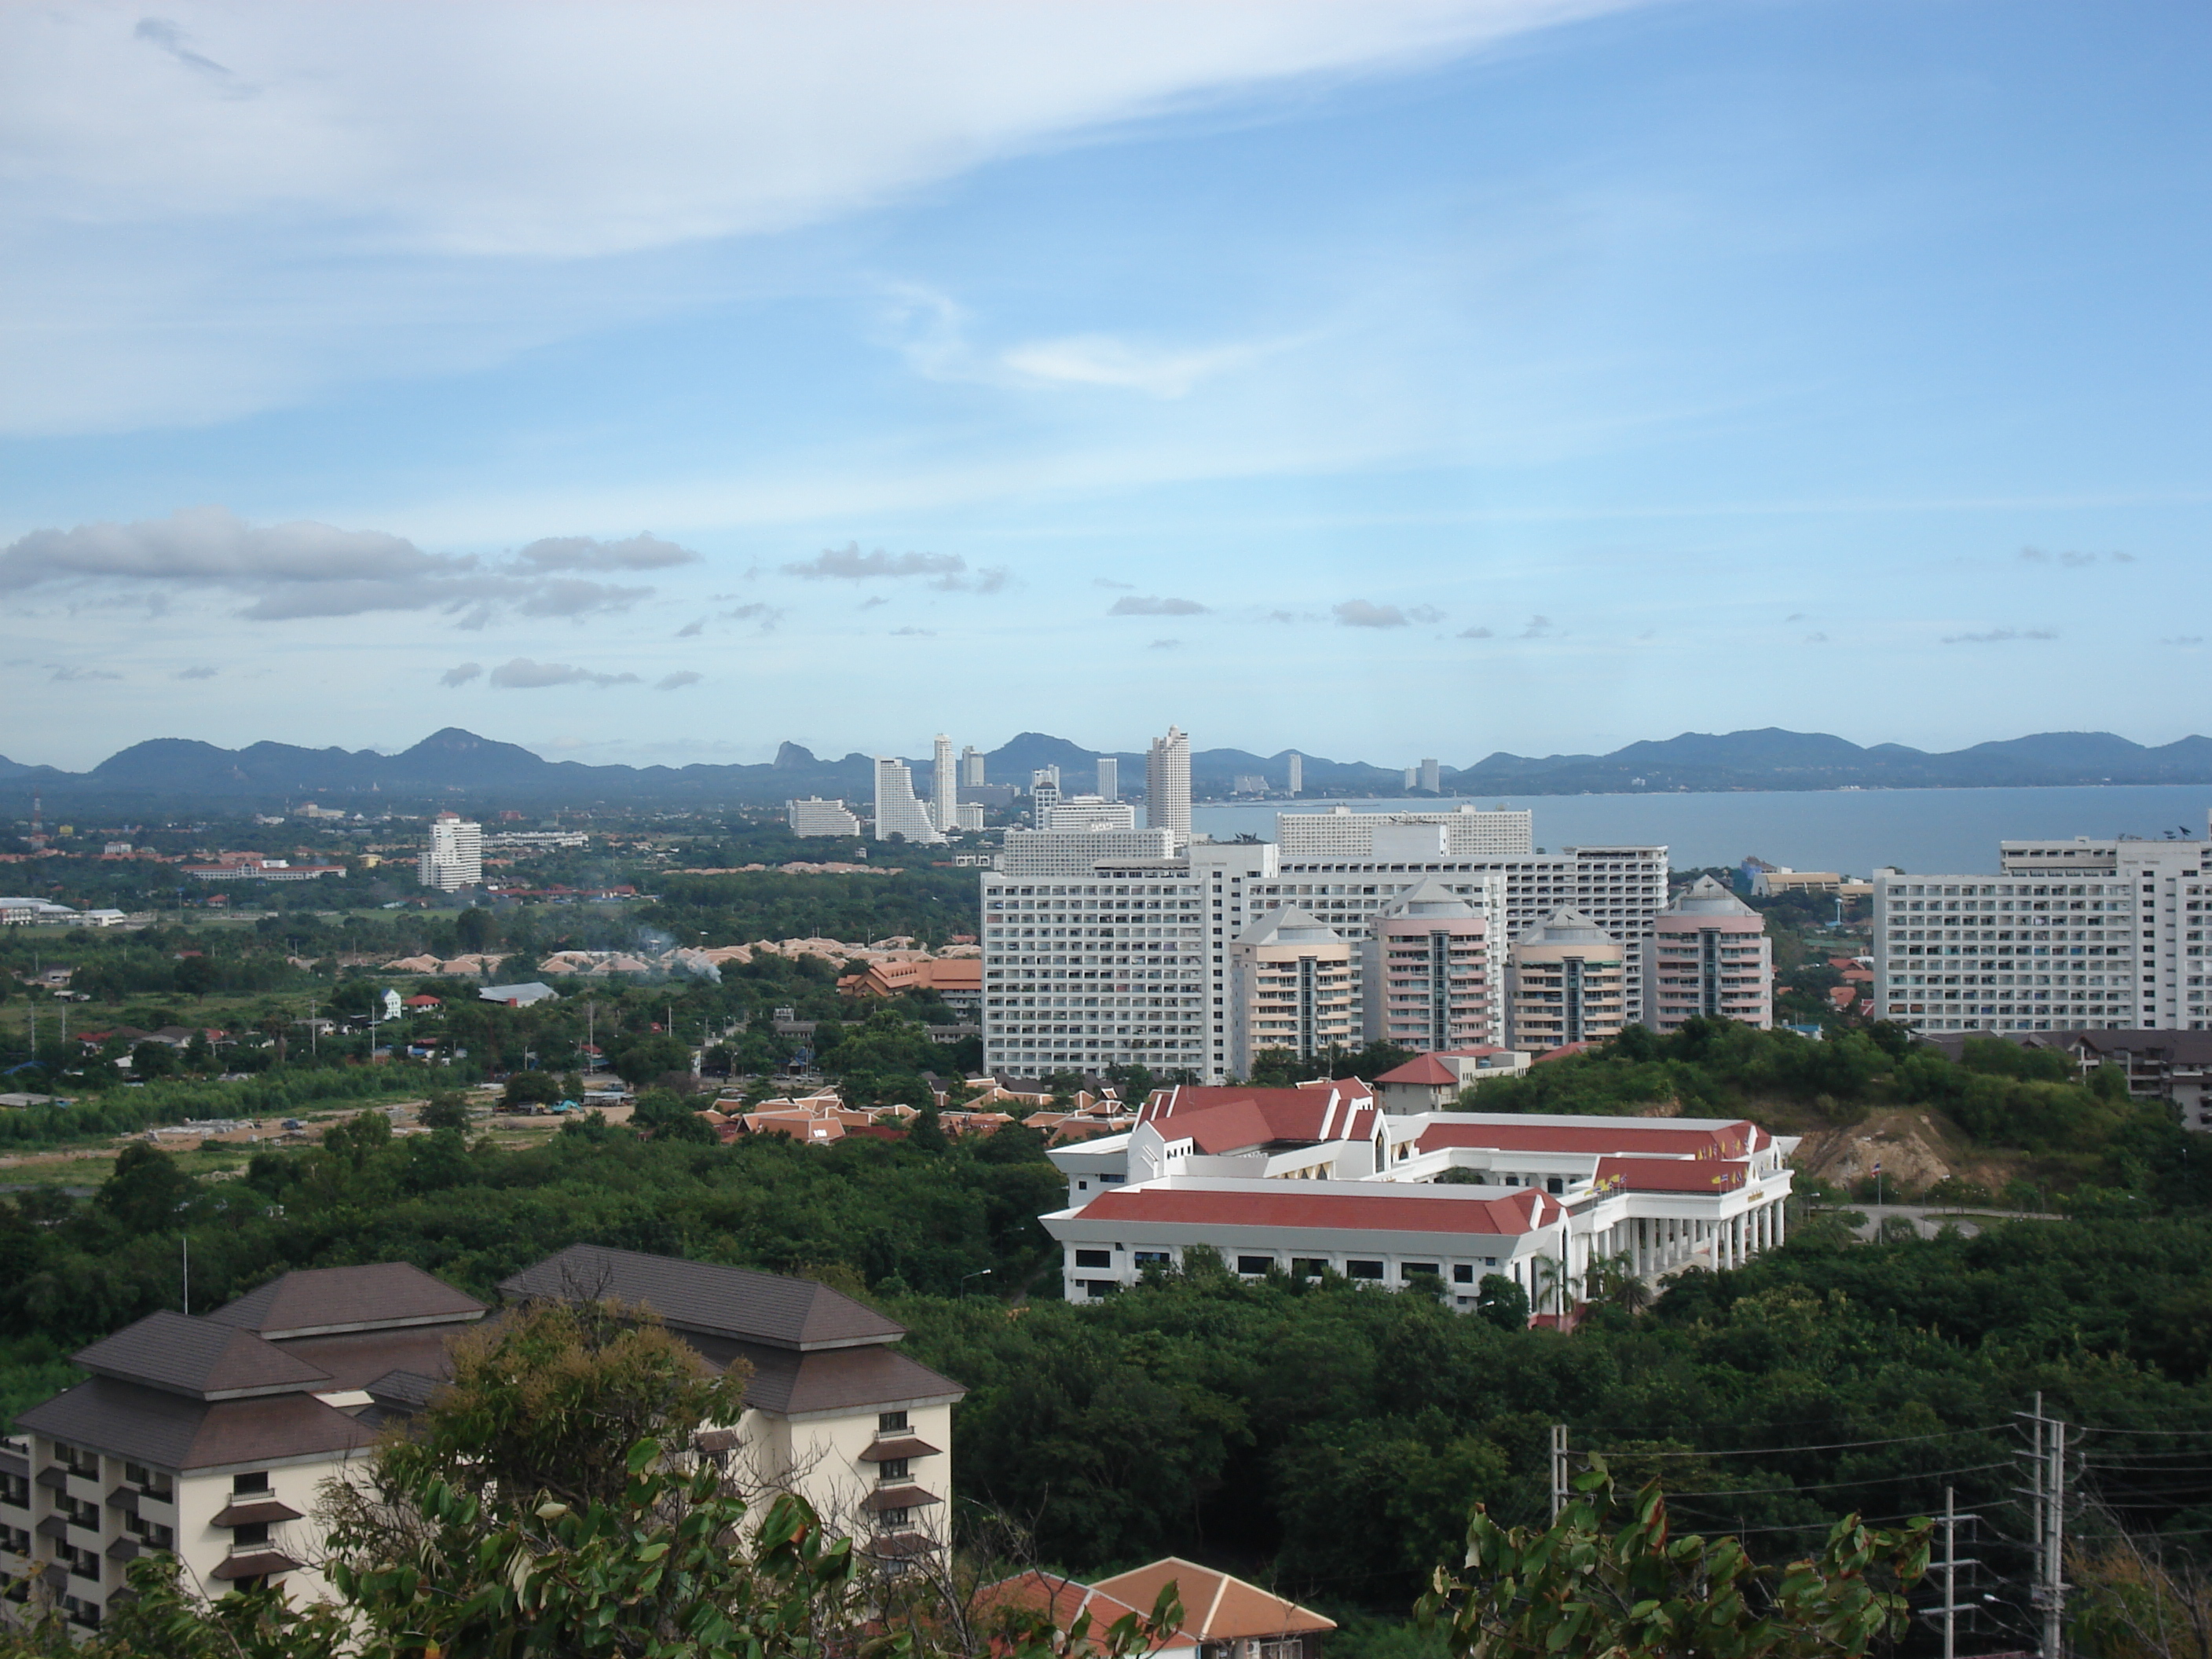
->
(208, 1263), (487, 1339)
(16, 1377), (374, 1471)
(680, 1336), (965, 1415)
(498, 1244), (906, 1352)
(73, 1313), (331, 1401)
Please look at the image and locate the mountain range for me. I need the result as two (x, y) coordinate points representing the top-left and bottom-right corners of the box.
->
(5, 727), (2212, 811)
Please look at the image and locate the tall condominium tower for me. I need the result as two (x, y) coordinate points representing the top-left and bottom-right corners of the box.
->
(931, 734), (957, 833)
(1030, 767), (1061, 830)
(1287, 753), (1302, 796)
(1420, 757), (1441, 795)
(961, 746), (985, 787)
(873, 758), (945, 844)
(1643, 877), (1773, 1032)
(1146, 725), (1191, 846)
(1097, 756), (1119, 801)
(417, 813), (484, 892)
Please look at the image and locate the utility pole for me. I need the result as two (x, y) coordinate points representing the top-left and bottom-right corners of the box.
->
(1551, 1424), (1570, 1522)
(1920, 1487), (1982, 1659)
(2016, 1393), (2068, 1659)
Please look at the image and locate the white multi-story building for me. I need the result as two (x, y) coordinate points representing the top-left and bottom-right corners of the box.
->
(1042, 1088), (1795, 1311)
(931, 734), (957, 835)
(416, 813), (482, 892)
(789, 798), (862, 837)
(954, 804), (986, 832)
(1287, 753), (1302, 796)
(981, 821), (1668, 1082)
(1874, 819), (2212, 1032)
(1146, 726), (1191, 846)
(1361, 876), (1502, 1051)
(873, 759), (945, 845)
(1097, 757), (1119, 801)
(961, 746), (985, 788)
(999, 827), (1175, 877)
(1420, 758), (1441, 795)
(1228, 906), (1356, 1077)
(1276, 805), (1533, 859)
(1030, 768), (1061, 830)
(1643, 877), (1774, 1032)
(1045, 797), (1137, 831)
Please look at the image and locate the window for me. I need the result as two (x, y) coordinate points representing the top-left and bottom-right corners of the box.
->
(1073, 1249), (1111, 1269)
(877, 1411), (909, 1435)
(1346, 1260), (1385, 1280)
(877, 1507), (912, 1530)
(1401, 1263), (1441, 1280)
(233, 1522), (272, 1547)
(1291, 1258), (1328, 1280)
(1236, 1255), (1274, 1275)
(1452, 1264), (1475, 1284)
(0, 1474), (24, 1509)
(1133, 1250), (1171, 1266)
(232, 1471), (270, 1496)
(878, 1458), (911, 1483)
(123, 1462), (173, 1501)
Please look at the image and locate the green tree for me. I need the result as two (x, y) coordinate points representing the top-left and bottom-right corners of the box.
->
(453, 905), (500, 954)
(635, 1088), (718, 1144)
(96, 1144), (195, 1234)
(505, 1069), (562, 1108)
(1419, 1465), (1930, 1659)
(419, 1090), (472, 1132)
(1474, 1272), (1529, 1331)
(129, 1040), (177, 1080)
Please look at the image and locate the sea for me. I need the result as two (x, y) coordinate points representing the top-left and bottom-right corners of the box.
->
(1188, 784), (2212, 877)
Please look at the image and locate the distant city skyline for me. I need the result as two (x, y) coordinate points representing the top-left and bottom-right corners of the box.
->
(2, 2), (2206, 767)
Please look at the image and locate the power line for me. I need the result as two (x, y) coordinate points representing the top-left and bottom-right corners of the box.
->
(1664, 1462), (2016, 1501)
(1587, 1426), (2012, 1459)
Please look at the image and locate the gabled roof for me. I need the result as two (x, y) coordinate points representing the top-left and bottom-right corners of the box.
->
(72, 1312), (331, 1401)
(209, 1263), (487, 1340)
(1091, 1558), (1336, 1640)
(1595, 1155), (1749, 1193)
(1137, 1082), (1379, 1151)
(499, 1243), (906, 1352)
(1412, 1117), (1760, 1159)
(18, 1377), (375, 1471)
(1070, 1182), (1552, 1238)
(1375, 877), (1481, 921)
(1234, 905), (1341, 947)
(1375, 1055), (1458, 1086)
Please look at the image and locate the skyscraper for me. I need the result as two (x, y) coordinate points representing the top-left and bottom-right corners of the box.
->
(1097, 756), (1119, 801)
(961, 746), (985, 787)
(418, 813), (484, 891)
(1287, 753), (1302, 796)
(873, 758), (945, 844)
(1146, 725), (1191, 846)
(1420, 757), (1441, 795)
(932, 734), (957, 833)
(1030, 767), (1061, 830)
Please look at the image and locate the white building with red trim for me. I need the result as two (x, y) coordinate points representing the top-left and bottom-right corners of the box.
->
(1043, 1092), (1795, 1316)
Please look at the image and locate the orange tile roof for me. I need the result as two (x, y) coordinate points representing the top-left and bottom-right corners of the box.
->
(1090, 1558), (1336, 1641)
(1077, 1184), (1551, 1237)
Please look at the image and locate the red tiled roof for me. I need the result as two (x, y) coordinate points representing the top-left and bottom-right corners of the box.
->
(1375, 1055), (1457, 1086)
(1138, 1082), (1378, 1148)
(1076, 1184), (1551, 1237)
(1413, 1119), (1759, 1159)
(1594, 1156), (1749, 1193)
(1531, 1042), (1596, 1064)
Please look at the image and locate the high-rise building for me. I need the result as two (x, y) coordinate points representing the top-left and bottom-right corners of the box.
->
(1276, 806), (1533, 859)
(1873, 814), (2212, 1032)
(417, 813), (483, 891)
(788, 798), (861, 837)
(1229, 908), (1356, 1078)
(961, 745), (985, 788)
(955, 804), (986, 832)
(999, 826), (1175, 877)
(1287, 753), (1302, 796)
(1030, 768), (1061, 830)
(1097, 756), (1119, 801)
(1508, 910), (1627, 1050)
(1402, 767), (1418, 791)
(931, 734), (958, 834)
(1644, 877), (1774, 1032)
(1361, 877), (1500, 1051)
(1420, 758), (1441, 795)
(873, 758), (945, 844)
(1146, 726), (1191, 846)
(1045, 797), (1137, 831)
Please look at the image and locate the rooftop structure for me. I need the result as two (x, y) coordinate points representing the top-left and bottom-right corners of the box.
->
(1275, 805), (1534, 859)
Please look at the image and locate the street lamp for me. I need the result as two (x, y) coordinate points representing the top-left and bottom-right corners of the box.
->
(959, 1269), (993, 1297)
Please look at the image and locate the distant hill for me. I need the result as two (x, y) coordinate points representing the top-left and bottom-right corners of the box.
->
(2, 725), (2210, 811)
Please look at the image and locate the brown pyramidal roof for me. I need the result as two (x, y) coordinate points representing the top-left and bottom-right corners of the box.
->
(72, 1312), (331, 1401)
(1088, 1558), (1335, 1642)
(208, 1262), (487, 1339)
(498, 1243), (906, 1352)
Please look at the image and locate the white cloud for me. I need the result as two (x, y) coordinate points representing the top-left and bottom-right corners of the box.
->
(487, 658), (640, 689)
(1000, 334), (1265, 399)
(1110, 595), (1208, 617)
(1940, 628), (2058, 645)
(0, 507), (686, 623)
(1334, 599), (1408, 628)
(0, 1), (1636, 431)
(439, 662), (482, 687)
(655, 671), (703, 690)
(782, 542), (1007, 592)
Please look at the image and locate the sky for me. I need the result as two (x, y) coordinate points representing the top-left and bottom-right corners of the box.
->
(2, 0), (2207, 772)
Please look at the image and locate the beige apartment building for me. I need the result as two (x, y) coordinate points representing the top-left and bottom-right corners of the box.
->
(1507, 908), (1627, 1050)
(1229, 906), (1356, 1077)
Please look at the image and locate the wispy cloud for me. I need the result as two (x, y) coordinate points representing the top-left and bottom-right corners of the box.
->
(1459, 626), (1493, 639)
(174, 665), (219, 680)
(1334, 599), (1407, 628)
(0, 507), (688, 625)
(1093, 577), (1135, 590)
(676, 618), (705, 638)
(49, 665), (122, 682)
(655, 671), (702, 690)
(891, 626), (936, 637)
(721, 602), (783, 631)
(1110, 595), (1207, 617)
(1940, 628), (2058, 645)
(782, 541), (1008, 592)
(1519, 615), (1556, 638)
(2019, 546), (2133, 568)
(999, 333), (1265, 399)
(487, 658), (640, 689)
(1147, 638), (1182, 650)
(440, 662), (483, 687)
(2162, 635), (2203, 647)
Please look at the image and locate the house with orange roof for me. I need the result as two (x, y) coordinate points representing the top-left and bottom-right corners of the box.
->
(982, 1558), (1333, 1659)
(1372, 1046), (1530, 1111)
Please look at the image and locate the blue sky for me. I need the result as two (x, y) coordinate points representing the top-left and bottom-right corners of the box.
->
(2, 0), (2207, 771)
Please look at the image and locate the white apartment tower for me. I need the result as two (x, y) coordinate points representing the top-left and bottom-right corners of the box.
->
(1287, 753), (1302, 796)
(1278, 806), (1533, 859)
(1031, 768), (1061, 830)
(1097, 757), (1119, 802)
(417, 814), (483, 892)
(788, 798), (862, 837)
(1420, 758), (1441, 795)
(1874, 816), (2212, 1032)
(873, 758), (946, 844)
(931, 734), (957, 834)
(961, 746), (985, 788)
(1146, 726), (1192, 846)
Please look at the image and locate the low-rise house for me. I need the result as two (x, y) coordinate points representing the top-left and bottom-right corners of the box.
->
(2, 1251), (965, 1630)
(1372, 1047), (1529, 1112)
(985, 1558), (1334, 1659)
